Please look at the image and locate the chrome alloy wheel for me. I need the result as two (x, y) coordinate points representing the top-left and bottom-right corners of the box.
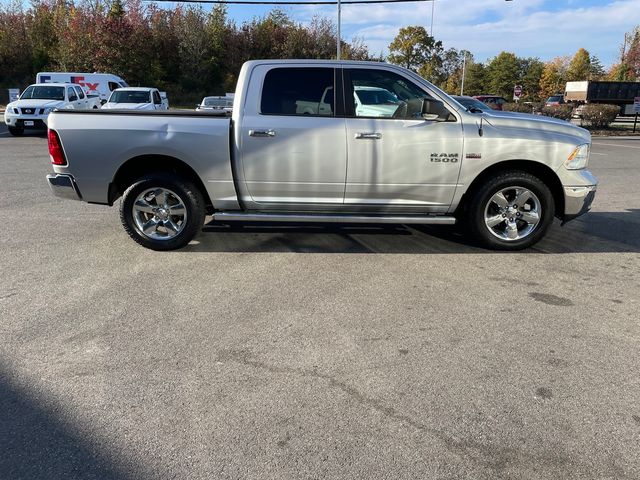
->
(132, 188), (187, 240)
(483, 186), (541, 241)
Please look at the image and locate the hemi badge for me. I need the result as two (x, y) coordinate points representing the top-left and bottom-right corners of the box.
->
(466, 153), (482, 159)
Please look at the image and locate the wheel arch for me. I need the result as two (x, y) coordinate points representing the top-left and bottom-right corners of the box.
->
(457, 160), (565, 219)
(109, 154), (213, 212)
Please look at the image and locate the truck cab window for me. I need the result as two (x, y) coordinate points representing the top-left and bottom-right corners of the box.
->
(75, 86), (85, 99)
(67, 87), (77, 102)
(109, 82), (120, 91)
(261, 68), (335, 116)
(346, 69), (433, 119)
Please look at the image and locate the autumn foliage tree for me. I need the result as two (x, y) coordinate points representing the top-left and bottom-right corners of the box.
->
(0, 0), (375, 104)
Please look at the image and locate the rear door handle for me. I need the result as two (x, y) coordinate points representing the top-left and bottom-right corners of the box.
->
(249, 129), (276, 137)
(355, 132), (382, 140)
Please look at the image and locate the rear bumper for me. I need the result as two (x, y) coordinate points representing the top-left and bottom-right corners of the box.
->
(46, 174), (82, 201)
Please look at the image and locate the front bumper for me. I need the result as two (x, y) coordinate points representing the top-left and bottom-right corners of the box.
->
(563, 185), (596, 223)
(4, 112), (48, 129)
(47, 174), (82, 201)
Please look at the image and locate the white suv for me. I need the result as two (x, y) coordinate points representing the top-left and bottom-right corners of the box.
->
(4, 83), (96, 136)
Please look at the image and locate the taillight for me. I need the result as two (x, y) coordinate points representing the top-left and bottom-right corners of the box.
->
(48, 129), (67, 166)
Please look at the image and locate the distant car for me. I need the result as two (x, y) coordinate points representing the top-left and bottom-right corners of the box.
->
(196, 96), (233, 115)
(3, 83), (99, 136)
(473, 95), (508, 111)
(545, 95), (565, 107)
(353, 86), (401, 117)
(102, 87), (168, 111)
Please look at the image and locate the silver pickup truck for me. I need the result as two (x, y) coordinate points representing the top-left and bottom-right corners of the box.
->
(46, 60), (597, 251)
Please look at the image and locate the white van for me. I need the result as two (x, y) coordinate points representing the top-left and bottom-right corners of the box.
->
(36, 72), (129, 102)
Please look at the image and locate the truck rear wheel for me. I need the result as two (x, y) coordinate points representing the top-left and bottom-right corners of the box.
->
(120, 174), (205, 251)
(466, 171), (555, 250)
(8, 127), (24, 136)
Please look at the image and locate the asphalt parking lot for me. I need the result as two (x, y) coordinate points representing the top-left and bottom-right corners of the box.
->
(1, 122), (639, 479)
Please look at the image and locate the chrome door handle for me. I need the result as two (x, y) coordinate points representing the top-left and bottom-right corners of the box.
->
(249, 129), (276, 137)
(355, 132), (381, 140)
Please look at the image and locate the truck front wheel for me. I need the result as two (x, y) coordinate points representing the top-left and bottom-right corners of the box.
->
(466, 171), (555, 250)
(120, 174), (205, 251)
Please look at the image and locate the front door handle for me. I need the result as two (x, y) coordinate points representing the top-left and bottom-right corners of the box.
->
(249, 129), (276, 138)
(355, 132), (382, 140)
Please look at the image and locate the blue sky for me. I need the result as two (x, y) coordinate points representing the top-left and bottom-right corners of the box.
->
(220, 0), (639, 66)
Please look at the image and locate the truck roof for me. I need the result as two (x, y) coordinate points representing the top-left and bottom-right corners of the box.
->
(241, 59), (395, 68)
(28, 83), (71, 88)
(113, 87), (156, 92)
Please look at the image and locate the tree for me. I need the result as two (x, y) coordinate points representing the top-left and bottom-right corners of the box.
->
(463, 61), (486, 96)
(589, 55), (605, 80)
(519, 57), (544, 101)
(485, 52), (520, 98)
(566, 48), (591, 81)
(539, 57), (569, 100)
(387, 26), (442, 73)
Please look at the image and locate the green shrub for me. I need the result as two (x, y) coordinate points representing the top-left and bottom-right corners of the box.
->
(541, 105), (573, 121)
(581, 104), (620, 128)
(503, 102), (534, 113)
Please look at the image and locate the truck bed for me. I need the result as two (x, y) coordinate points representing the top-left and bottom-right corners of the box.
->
(48, 109), (236, 209)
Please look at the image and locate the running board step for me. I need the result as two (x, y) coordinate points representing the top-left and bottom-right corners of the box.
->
(213, 212), (456, 225)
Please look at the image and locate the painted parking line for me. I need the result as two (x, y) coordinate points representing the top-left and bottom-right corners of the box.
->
(592, 142), (640, 150)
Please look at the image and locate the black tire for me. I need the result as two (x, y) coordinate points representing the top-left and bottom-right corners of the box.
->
(120, 173), (205, 251)
(465, 170), (555, 251)
(8, 127), (24, 136)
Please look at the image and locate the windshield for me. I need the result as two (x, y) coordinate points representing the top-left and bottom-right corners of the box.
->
(203, 97), (232, 107)
(355, 89), (400, 105)
(548, 96), (563, 102)
(109, 91), (151, 103)
(20, 85), (65, 101)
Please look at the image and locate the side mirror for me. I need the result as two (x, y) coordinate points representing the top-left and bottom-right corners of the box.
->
(421, 98), (451, 122)
(100, 99), (107, 106)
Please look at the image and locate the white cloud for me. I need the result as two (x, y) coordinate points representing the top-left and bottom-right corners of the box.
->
(289, 0), (640, 66)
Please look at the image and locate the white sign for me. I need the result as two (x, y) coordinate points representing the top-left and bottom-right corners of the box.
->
(513, 85), (523, 101)
(634, 97), (640, 114)
(8, 88), (20, 102)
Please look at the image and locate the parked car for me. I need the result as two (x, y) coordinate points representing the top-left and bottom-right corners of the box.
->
(4, 83), (99, 136)
(473, 95), (508, 110)
(545, 95), (565, 107)
(37, 71), (128, 102)
(101, 88), (168, 111)
(353, 86), (401, 117)
(296, 86), (400, 117)
(452, 95), (493, 112)
(196, 96), (233, 115)
(46, 60), (597, 251)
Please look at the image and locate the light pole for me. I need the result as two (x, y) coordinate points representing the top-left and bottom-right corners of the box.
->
(460, 52), (467, 95)
(430, 0), (435, 36)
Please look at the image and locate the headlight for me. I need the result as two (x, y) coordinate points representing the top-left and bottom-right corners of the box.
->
(566, 143), (590, 170)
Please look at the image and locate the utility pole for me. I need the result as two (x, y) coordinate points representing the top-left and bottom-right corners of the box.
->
(337, 0), (341, 60)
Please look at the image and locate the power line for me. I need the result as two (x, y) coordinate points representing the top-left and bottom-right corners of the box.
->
(145, 0), (433, 5)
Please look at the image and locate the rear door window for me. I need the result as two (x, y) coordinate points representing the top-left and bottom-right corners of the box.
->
(261, 68), (335, 116)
